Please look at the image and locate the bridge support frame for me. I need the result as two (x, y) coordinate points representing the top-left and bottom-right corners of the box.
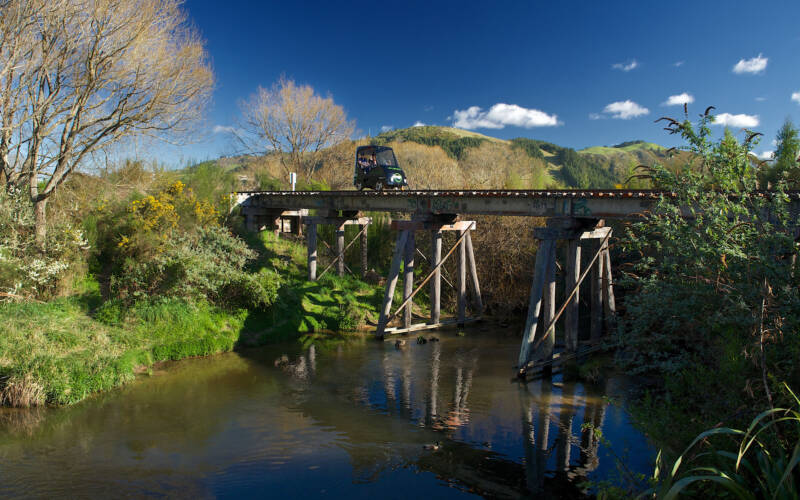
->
(376, 219), (482, 338)
(517, 218), (615, 377)
(304, 216), (371, 281)
(245, 208), (308, 235)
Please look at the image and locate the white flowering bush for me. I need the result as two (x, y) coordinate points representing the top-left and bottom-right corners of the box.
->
(0, 187), (88, 300)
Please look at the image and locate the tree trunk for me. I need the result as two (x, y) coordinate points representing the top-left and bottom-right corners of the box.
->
(34, 196), (47, 250)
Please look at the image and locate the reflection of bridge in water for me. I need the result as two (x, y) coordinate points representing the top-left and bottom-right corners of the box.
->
(274, 337), (624, 498)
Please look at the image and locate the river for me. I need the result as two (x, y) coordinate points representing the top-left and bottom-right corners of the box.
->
(0, 326), (655, 498)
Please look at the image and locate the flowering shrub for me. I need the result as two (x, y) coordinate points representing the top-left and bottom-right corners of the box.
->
(93, 182), (278, 309)
(0, 187), (88, 300)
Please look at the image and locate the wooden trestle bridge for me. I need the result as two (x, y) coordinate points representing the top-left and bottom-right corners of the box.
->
(235, 189), (800, 377)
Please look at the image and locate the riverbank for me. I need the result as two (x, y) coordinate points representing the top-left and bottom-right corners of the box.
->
(0, 233), (386, 408)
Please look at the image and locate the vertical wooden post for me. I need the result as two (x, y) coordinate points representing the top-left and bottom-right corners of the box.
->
(464, 230), (483, 313)
(590, 243), (603, 341)
(273, 215), (281, 237)
(565, 238), (581, 352)
(458, 229), (467, 327)
(430, 229), (442, 325)
(307, 223), (318, 281)
(602, 242), (616, 331)
(403, 231), (415, 329)
(539, 245), (557, 365)
(376, 230), (410, 337)
(517, 239), (555, 371)
(336, 224), (345, 277)
(360, 223), (368, 278)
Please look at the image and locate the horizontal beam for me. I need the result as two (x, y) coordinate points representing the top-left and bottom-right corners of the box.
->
(237, 190), (800, 220)
(239, 207), (309, 217)
(303, 216), (372, 225)
(391, 220), (476, 231)
(382, 316), (482, 336)
(533, 226), (612, 240)
(237, 190), (669, 219)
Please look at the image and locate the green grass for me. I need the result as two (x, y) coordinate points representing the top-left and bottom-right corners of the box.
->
(579, 142), (665, 155)
(0, 232), (385, 407)
(0, 295), (248, 406)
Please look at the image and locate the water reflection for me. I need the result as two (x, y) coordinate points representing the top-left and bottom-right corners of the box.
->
(0, 330), (654, 498)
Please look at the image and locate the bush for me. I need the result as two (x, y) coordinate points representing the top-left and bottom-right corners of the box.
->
(0, 186), (88, 300)
(617, 109), (800, 423)
(92, 181), (280, 309)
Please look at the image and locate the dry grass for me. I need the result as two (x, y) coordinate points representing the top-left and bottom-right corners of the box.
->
(0, 374), (46, 408)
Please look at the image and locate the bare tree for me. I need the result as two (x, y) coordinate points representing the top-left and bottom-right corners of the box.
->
(238, 76), (354, 182)
(0, 0), (214, 246)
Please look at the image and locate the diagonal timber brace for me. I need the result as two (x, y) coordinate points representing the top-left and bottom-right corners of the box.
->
(517, 222), (615, 377)
(376, 221), (482, 337)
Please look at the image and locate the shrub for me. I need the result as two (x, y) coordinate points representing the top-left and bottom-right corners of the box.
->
(92, 182), (279, 309)
(617, 109), (800, 414)
(0, 186), (88, 300)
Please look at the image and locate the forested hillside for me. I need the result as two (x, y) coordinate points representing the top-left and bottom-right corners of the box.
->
(215, 126), (698, 192)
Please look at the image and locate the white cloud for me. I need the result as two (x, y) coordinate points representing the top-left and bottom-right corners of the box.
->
(588, 113), (604, 120)
(792, 91), (800, 104)
(713, 113), (759, 128)
(452, 103), (559, 129)
(662, 93), (695, 106)
(754, 150), (774, 160)
(612, 59), (638, 72)
(732, 54), (768, 74)
(380, 125), (393, 132)
(412, 121), (427, 127)
(212, 125), (237, 134)
(673, 61), (685, 67)
(601, 100), (649, 120)
(755, 96), (767, 102)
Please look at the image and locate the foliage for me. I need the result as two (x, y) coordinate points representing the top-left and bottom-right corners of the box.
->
(390, 141), (463, 189)
(618, 109), (800, 430)
(180, 161), (240, 204)
(0, 187), (88, 299)
(93, 181), (279, 309)
(0, 0), (213, 245)
(236, 76), (354, 181)
(556, 147), (619, 188)
(0, 293), (248, 407)
(510, 137), (546, 160)
(640, 384), (800, 499)
(373, 125), (488, 160)
(760, 118), (800, 188)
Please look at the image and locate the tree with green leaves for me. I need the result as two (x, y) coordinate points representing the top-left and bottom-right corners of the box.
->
(619, 107), (799, 425)
(770, 118), (800, 187)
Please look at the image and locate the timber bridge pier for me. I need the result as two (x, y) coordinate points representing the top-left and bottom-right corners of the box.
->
(235, 189), (800, 377)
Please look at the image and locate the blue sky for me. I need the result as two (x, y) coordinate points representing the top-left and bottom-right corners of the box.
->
(174, 0), (800, 164)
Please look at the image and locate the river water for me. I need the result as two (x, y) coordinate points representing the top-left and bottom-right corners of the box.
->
(0, 327), (655, 498)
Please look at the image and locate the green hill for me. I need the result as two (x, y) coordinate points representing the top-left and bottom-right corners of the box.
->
(373, 127), (688, 188)
(197, 126), (688, 190)
(372, 126), (506, 160)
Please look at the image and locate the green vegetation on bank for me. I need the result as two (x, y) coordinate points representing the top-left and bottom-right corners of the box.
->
(608, 110), (800, 497)
(0, 163), (388, 408)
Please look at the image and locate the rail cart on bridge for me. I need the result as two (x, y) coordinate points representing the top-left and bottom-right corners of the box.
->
(353, 145), (407, 191)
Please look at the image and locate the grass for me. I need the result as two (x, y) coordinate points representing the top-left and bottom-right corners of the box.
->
(638, 384), (800, 499)
(579, 142), (666, 155)
(0, 232), (387, 408)
(0, 294), (247, 407)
